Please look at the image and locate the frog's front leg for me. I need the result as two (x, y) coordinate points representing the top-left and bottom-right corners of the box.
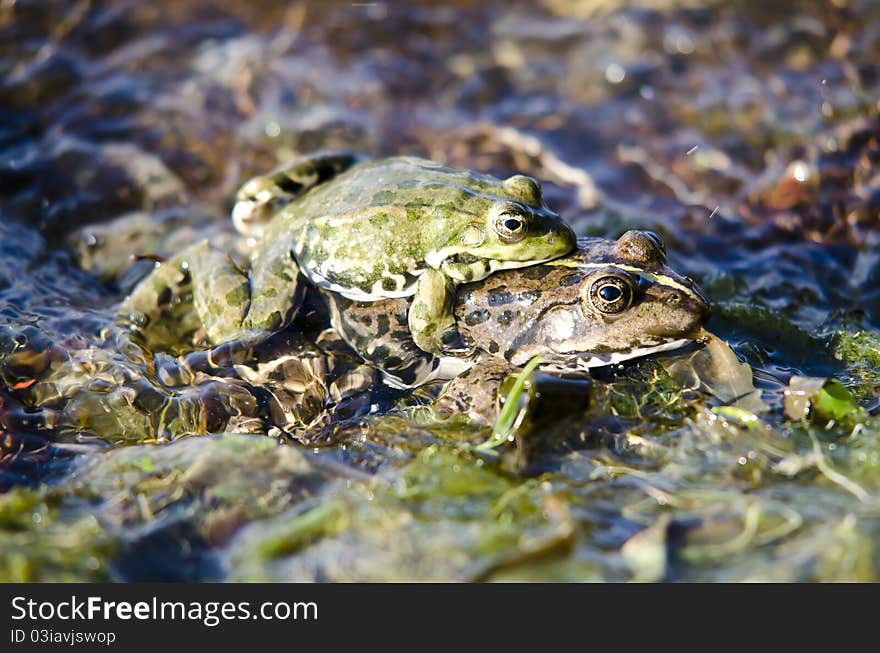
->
(408, 269), (470, 356)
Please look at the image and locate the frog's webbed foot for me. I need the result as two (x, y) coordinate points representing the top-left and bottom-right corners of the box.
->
(232, 151), (366, 238)
(433, 357), (515, 424)
(408, 269), (473, 356)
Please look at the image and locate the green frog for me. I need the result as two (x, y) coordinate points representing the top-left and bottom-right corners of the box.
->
(121, 152), (577, 358)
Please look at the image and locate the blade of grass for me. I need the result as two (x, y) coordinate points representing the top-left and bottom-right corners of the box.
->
(809, 432), (870, 503)
(474, 356), (542, 453)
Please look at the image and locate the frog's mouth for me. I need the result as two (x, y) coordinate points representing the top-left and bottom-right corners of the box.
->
(537, 338), (696, 375)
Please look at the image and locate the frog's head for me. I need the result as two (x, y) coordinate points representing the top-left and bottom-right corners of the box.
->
(455, 230), (711, 373)
(430, 174), (576, 281)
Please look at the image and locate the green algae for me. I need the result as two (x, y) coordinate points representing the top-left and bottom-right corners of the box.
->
(254, 500), (350, 559)
(831, 329), (880, 400)
(0, 434), (341, 580)
(4, 352), (880, 582)
(784, 376), (867, 425)
(809, 379), (867, 424)
(0, 488), (115, 582)
(226, 446), (575, 581)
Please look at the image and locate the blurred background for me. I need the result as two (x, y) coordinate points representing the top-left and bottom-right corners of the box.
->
(1, 0), (879, 581)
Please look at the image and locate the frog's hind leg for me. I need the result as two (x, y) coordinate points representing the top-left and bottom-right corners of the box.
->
(118, 240), (306, 388)
(187, 241), (253, 345)
(118, 240), (255, 353)
(118, 244), (205, 353)
(232, 151), (367, 237)
(173, 240), (306, 380)
(186, 238), (305, 345)
(180, 238), (304, 372)
(262, 151), (366, 197)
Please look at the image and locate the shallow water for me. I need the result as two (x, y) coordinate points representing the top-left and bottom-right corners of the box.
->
(1, 0), (879, 581)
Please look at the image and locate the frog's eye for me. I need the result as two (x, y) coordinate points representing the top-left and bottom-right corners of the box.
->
(494, 210), (528, 243)
(589, 276), (633, 314)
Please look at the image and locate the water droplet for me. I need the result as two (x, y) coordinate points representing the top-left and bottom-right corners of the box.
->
(605, 63), (625, 84)
(675, 35), (695, 54)
(791, 160), (810, 183)
(264, 121), (281, 138)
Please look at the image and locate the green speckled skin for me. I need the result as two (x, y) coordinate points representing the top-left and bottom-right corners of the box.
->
(240, 153), (577, 354)
(121, 152), (576, 357)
